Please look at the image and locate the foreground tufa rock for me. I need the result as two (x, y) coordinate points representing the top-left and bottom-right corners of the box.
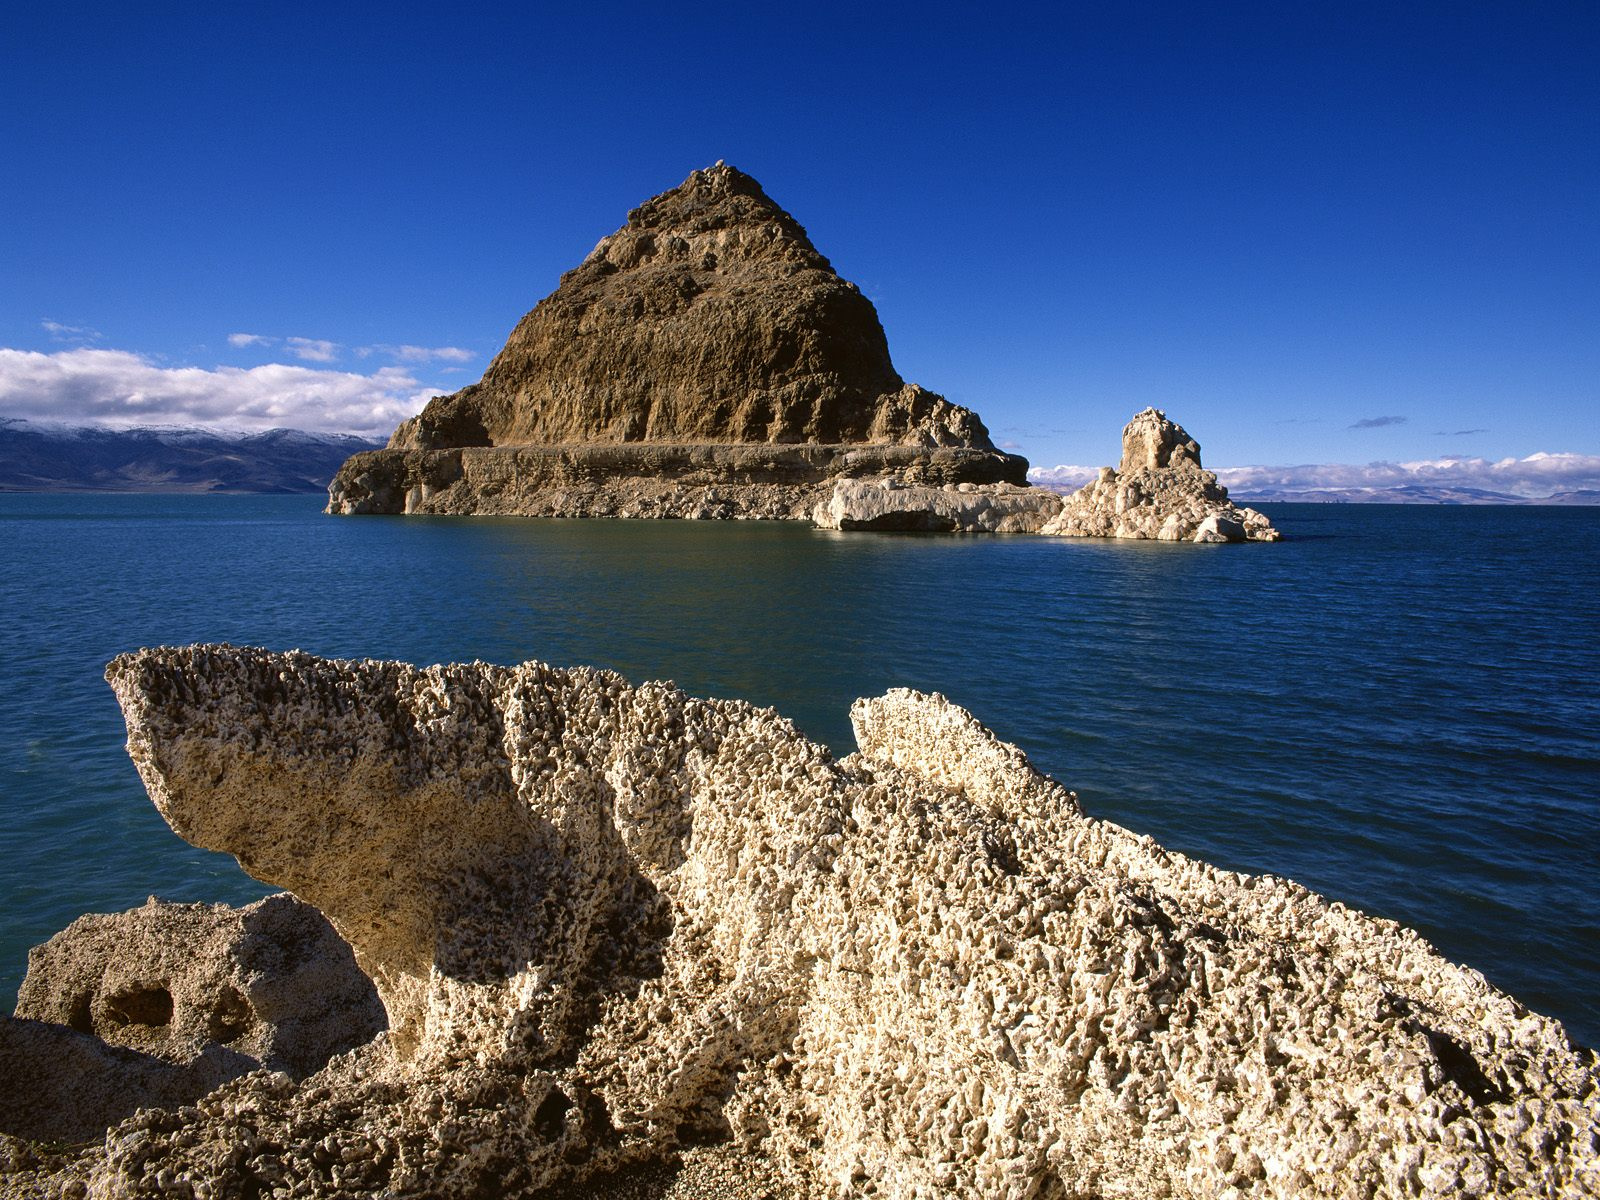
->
(329, 164), (1024, 516)
(1, 894), (383, 1143)
(2, 644), (1575, 1197)
(1040, 407), (1280, 542)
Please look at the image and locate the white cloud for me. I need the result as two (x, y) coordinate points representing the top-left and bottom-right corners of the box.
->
(0, 347), (438, 437)
(41, 318), (102, 343)
(1028, 454), (1600, 499)
(230, 335), (473, 366)
(285, 337), (340, 363)
(356, 344), (476, 364)
(1215, 454), (1600, 499)
(389, 344), (474, 364)
(1026, 464), (1100, 492)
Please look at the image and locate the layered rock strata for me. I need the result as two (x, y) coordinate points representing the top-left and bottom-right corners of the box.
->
(329, 164), (1023, 516)
(331, 443), (1023, 519)
(1, 894), (382, 1142)
(7, 644), (1590, 1197)
(1039, 407), (1279, 541)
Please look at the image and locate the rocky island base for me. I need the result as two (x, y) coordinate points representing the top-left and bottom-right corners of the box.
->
(3, 645), (1593, 1198)
(813, 407), (1280, 541)
(329, 442), (1025, 521)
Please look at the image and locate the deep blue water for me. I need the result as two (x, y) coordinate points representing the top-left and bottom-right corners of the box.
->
(1, 496), (1596, 1046)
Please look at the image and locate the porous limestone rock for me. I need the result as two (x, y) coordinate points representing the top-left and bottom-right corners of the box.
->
(2, 893), (382, 1143)
(1040, 407), (1280, 542)
(15, 893), (382, 1074)
(811, 478), (1063, 532)
(810, 410), (1285, 542)
(0, 1013), (225, 1145)
(11, 645), (1593, 1198)
(329, 164), (1024, 516)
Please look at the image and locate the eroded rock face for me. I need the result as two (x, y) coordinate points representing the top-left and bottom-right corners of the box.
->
(1041, 408), (1280, 542)
(811, 410), (1285, 541)
(396, 163), (930, 449)
(811, 478), (1061, 532)
(329, 442), (1027, 518)
(2, 893), (382, 1143)
(1118, 405), (1202, 472)
(330, 164), (1022, 516)
(15, 893), (382, 1074)
(13, 645), (1592, 1197)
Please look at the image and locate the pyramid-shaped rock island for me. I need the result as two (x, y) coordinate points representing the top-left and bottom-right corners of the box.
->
(329, 165), (1278, 542)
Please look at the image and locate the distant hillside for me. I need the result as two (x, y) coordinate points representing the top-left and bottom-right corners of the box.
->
(1028, 470), (1600, 506)
(1226, 483), (1600, 506)
(0, 420), (384, 493)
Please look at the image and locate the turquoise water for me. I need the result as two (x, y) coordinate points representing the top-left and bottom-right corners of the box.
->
(1, 495), (1596, 1046)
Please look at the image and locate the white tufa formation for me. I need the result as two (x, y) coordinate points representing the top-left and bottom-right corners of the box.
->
(1040, 408), (1280, 542)
(13, 644), (1589, 1198)
(813, 410), (1282, 541)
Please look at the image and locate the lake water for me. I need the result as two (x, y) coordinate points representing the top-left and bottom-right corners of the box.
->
(1, 496), (1596, 1046)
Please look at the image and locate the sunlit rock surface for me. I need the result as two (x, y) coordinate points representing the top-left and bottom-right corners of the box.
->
(328, 164), (1024, 517)
(6, 644), (1591, 1197)
(331, 442), (1026, 519)
(811, 478), (1061, 532)
(1041, 408), (1280, 542)
(813, 410), (1283, 541)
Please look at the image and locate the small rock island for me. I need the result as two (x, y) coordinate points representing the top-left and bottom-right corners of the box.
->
(328, 165), (1278, 544)
(328, 163), (1022, 521)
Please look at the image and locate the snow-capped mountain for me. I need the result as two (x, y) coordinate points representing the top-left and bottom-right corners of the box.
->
(0, 419), (384, 493)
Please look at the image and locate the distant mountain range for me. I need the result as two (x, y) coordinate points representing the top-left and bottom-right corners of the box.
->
(0, 420), (383, 493)
(1031, 472), (1600, 506)
(1224, 484), (1600, 506)
(6, 418), (1597, 505)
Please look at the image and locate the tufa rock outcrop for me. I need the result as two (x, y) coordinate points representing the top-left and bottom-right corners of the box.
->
(1, 893), (382, 1143)
(810, 478), (1062, 533)
(812, 409), (1280, 541)
(1040, 407), (1279, 541)
(329, 164), (1024, 516)
(6, 644), (1590, 1197)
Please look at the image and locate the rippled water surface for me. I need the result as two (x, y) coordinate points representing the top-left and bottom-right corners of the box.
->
(2, 496), (1596, 1044)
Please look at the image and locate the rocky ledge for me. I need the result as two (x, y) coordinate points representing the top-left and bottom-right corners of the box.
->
(329, 442), (1024, 519)
(813, 409), (1280, 541)
(4, 645), (1592, 1197)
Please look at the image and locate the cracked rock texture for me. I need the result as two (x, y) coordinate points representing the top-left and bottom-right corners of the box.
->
(6, 644), (1592, 1198)
(1041, 408), (1280, 542)
(328, 164), (1023, 516)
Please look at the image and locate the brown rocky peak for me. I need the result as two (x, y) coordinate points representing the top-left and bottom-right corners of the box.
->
(1120, 406), (1203, 473)
(388, 164), (998, 453)
(578, 161), (832, 277)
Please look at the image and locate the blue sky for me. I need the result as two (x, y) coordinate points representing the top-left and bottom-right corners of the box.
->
(2, 1), (1596, 491)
